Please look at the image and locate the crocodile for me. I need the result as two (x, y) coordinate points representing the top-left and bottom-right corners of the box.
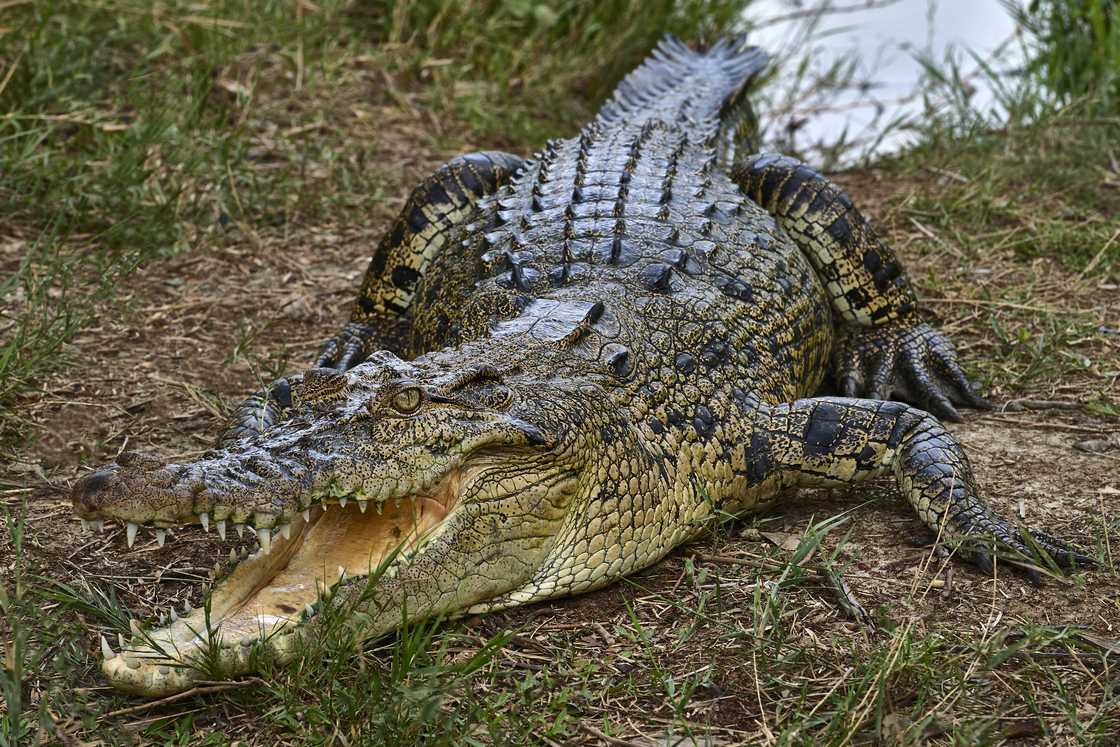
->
(71, 36), (1092, 697)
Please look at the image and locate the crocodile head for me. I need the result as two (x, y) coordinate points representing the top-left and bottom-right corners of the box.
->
(71, 348), (588, 695)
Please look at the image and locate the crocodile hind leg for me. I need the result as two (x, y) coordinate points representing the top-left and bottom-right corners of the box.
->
(316, 151), (524, 370)
(731, 154), (989, 421)
(744, 395), (1092, 574)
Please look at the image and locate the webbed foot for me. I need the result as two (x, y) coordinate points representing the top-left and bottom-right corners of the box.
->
(834, 321), (990, 421)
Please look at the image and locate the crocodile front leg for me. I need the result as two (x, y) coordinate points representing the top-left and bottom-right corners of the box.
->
(746, 395), (1092, 574)
(218, 376), (297, 446)
(316, 151), (525, 370)
(731, 153), (989, 420)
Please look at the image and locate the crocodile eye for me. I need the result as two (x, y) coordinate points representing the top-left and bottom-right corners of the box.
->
(390, 386), (422, 414)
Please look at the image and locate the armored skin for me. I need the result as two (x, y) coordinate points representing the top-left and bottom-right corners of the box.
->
(71, 37), (1091, 696)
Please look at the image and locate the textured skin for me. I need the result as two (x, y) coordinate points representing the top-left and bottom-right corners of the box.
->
(72, 36), (1091, 696)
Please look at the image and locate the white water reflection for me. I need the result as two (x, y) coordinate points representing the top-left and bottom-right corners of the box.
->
(747, 0), (1024, 164)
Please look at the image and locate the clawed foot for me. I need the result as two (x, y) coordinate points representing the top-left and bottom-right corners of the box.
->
(315, 321), (378, 371)
(945, 505), (1095, 582)
(834, 321), (990, 421)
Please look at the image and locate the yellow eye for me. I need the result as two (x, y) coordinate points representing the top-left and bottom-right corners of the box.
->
(391, 387), (422, 414)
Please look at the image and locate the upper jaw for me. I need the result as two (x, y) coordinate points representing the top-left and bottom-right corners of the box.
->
(71, 444), (453, 549)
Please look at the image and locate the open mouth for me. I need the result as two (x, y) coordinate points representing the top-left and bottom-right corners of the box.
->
(94, 469), (462, 695)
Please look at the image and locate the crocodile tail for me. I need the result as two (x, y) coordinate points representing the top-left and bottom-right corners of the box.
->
(595, 34), (769, 129)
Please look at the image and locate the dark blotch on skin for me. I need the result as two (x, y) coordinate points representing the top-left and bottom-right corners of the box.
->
(674, 352), (696, 375)
(804, 403), (845, 457)
(693, 404), (714, 440)
(746, 430), (771, 484)
(391, 265), (421, 291)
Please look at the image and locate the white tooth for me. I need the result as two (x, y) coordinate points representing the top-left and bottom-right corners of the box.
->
(92, 519), (104, 532)
(257, 527), (271, 554)
(183, 602), (192, 615)
(100, 635), (116, 659)
(394, 498), (401, 509)
(358, 500), (368, 513)
(229, 547), (237, 562)
(217, 520), (227, 540)
(337, 565), (346, 581)
(170, 608), (178, 623)
(279, 524), (291, 540)
(117, 633), (126, 650)
(322, 502), (328, 511)
(339, 497), (348, 509)
(158, 613), (168, 626)
(304, 603), (315, 617)
(375, 502), (383, 515)
(80, 518), (90, 532)
(236, 523), (245, 539)
(200, 512), (209, 532)
(129, 619), (142, 637)
(155, 529), (166, 548)
(126, 523), (138, 548)
(302, 510), (310, 522)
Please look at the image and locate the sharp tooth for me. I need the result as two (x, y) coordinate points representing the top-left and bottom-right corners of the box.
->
(117, 633), (126, 650)
(239, 546), (248, 558)
(217, 520), (227, 540)
(375, 502), (383, 515)
(337, 565), (346, 581)
(236, 523), (245, 539)
(229, 547), (237, 562)
(80, 518), (90, 532)
(304, 603), (315, 618)
(158, 613), (168, 626)
(338, 497), (348, 509)
(155, 529), (166, 548)
(279, 524), (291, 540)
(257, 527), (271, 554)
(358, 500), (368, 513)
(302, 509), (310, 522)
(183, 602), (192, 615)
(322, 502), (328, 511)
(100, 635), (116, 659)
(394, 498), (401, 509)
(129, 619), (142, 637)
(126, 522), (138, 548)
(170, 608), (178, 623)
(200, 512), (209, 532)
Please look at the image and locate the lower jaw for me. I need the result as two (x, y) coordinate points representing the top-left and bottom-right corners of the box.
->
(103, 490), (454, 695)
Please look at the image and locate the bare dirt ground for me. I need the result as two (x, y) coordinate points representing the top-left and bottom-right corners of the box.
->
(3, 143), (1118, 743)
